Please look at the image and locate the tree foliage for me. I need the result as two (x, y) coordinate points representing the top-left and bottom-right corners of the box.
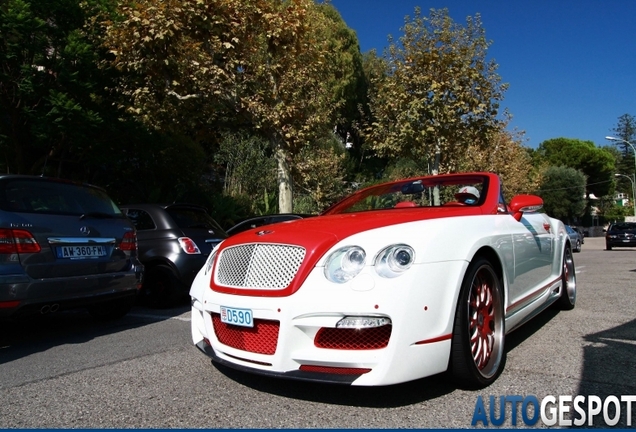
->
(534, 138), (615, 197)
(102, 0), (349, 213)
(459, 129), (536, 198)
(214, 132), (277, 203)
(537, 166), (586, 224)
(293, 134), (349, 213)
(611, 113), (636, 157)
(362, 7), (508, 174)
(0, 0), (111, 176)
(316, 3), (367, 140)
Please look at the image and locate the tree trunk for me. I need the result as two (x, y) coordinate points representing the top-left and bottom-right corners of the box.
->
(274, 144), (293, 213)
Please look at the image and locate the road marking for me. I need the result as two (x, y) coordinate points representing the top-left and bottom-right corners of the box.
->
(129, 313), (191, 322)
(599, 337), (636, 346)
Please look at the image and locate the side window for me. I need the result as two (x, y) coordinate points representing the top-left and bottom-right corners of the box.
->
(126, 209), (156, 231)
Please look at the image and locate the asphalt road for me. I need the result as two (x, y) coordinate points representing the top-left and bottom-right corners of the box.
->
(1, 237), (634, 428)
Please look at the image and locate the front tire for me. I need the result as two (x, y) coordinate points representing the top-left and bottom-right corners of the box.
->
(449, 257), (506, 389)
(556, 245), (576, 310)
(574, 239), (581, 252)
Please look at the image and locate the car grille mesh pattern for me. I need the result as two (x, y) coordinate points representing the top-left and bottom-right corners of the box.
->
(216, 244), (305, 289)
(212, 313), (279, 355)
(314, 325), (392, 350)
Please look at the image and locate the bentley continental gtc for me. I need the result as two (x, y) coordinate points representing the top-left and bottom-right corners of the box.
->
(190, 172), (576, 389)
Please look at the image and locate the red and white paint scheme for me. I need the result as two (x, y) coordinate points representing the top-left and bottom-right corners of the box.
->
(190, 172), (576, 388)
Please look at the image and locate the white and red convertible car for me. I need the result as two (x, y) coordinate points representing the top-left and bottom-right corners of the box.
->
(190, 172), (576, 388)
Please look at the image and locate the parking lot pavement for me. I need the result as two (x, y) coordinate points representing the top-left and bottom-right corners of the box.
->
(0, 235), (634, 428)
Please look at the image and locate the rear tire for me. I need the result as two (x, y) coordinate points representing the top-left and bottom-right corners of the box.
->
(556, 245), (576, 310)
(143, 265), (182, 308)
(574, 239), (581, 252)
(449, 257), (506, 389)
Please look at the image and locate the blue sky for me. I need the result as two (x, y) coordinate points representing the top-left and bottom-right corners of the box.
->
(329, 1), (636, 149)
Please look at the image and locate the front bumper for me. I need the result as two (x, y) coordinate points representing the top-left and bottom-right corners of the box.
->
(606, 237), (636, 247)
(190, 260), (466, 386)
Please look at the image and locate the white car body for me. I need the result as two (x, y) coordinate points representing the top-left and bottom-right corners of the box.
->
(190, 172), (576, 388)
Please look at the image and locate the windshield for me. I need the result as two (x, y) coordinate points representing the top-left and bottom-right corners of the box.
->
(323, 174), (488, 215)
(610, 222), (636, 231)
(0, 179), (122, 217)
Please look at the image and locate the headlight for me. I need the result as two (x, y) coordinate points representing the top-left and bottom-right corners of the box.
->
(375, 244), (415, 278)
(324, 246), (366, 283)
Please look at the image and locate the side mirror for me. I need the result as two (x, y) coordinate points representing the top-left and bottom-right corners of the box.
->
(509, 195), (543, 221)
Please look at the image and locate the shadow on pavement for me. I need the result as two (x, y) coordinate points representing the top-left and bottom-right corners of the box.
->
(0, 301), (189, 365)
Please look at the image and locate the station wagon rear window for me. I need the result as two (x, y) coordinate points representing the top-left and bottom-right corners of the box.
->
(0, 179), (123, 217)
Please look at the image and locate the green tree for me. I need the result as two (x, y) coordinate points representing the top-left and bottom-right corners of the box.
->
(362, 8), (507, 176)
(103, 0), (350, 213)
(0, 0), (107, 175)
(537, 166), (586, 224)
(214, 132), (277, 205)
(609, 113), (636, 183)
(293, 134), (349, 213)
(534, 138), (615, 198)
(610, 113), (636, 157)
(316, 3), (367, 143)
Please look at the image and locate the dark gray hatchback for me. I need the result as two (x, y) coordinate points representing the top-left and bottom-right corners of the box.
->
(0, 175), (143, 319)
(120, 203), (227, 307)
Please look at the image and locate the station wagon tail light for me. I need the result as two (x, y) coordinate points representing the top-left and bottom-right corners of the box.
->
(375, 244), (415, 278)
(119, 231), (137, 251)
(178, 237), (201, 254)
(324, 246), (366, 283)
(0, 229), (41, 253)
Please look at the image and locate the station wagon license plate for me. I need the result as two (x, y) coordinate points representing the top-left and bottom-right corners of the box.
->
(220, 306), (253, 328)
(57, 245), (107, 259)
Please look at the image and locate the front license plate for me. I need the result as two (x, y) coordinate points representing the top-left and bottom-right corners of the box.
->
(57, 245), (107, 259)
(220, 306), (253, 328)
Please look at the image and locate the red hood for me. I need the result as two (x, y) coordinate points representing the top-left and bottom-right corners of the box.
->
(225, 205), (486, 245)
(212, 206), (486, 297)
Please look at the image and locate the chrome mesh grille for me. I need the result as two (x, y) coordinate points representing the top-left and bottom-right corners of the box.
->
(216, 244), (305, 289)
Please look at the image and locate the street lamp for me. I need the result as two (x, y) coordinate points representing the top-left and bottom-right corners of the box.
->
(615, 173), (636, 216)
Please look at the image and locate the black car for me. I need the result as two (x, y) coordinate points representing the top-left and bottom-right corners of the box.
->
(121, 203), (227, 307)
(605, 222), (636, 250)
(226, 213), (312, 236)
(0, 175), (143, 320)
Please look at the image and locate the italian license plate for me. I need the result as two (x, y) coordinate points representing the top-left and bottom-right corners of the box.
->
(57, 245), (107, 259)
(220, 306), (253, 328)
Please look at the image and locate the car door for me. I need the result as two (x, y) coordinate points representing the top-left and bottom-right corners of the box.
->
(507, 211), (555, 305)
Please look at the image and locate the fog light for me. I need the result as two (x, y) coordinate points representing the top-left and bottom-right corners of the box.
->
(336, 316), (391, 329)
